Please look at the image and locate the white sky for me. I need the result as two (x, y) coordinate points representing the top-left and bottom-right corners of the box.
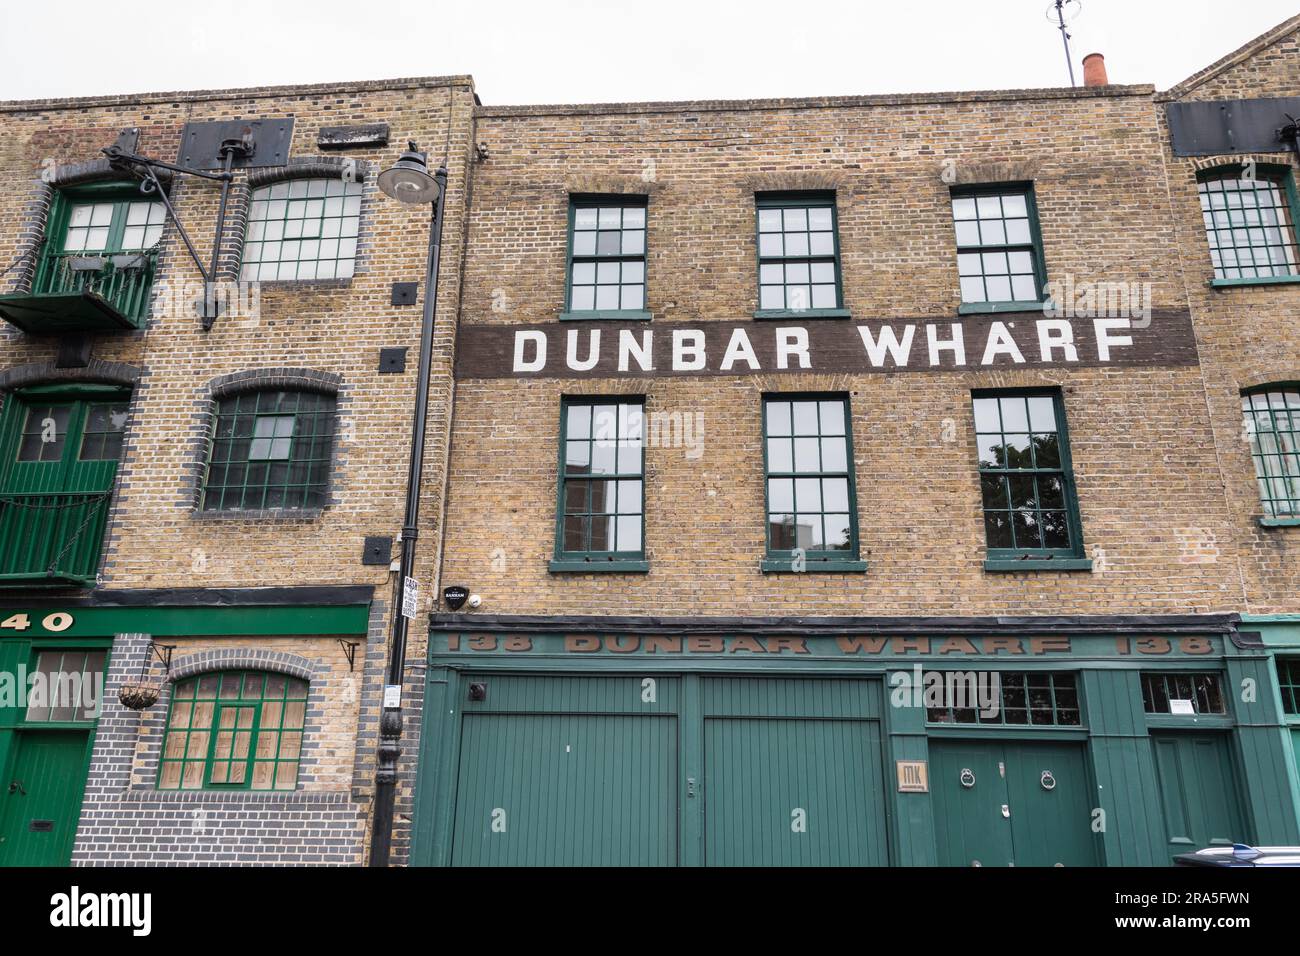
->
(1, 0), (1296, 104)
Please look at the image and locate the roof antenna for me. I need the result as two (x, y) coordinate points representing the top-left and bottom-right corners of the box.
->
(1046, 0), (1083, 87)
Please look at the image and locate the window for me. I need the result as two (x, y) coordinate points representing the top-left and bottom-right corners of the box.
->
(158, 671), (307, 791)
(755, 193), (846, 317)
(563, 197), (647, 318)
(23, 650), (107, 722)
(241, 178), (362, 281)
(1141, 673), (1226, 716)
(762, 395), (864, 571)
(1242, 386), (1300, 520)
(926, 671), (1080, 726)
(202, 390), (336, 511)
(973, 391), (1088, 569)
(1198, 166), (1300, 283)
(951, 185), (1046, 311)
(552, 398), (646, 571)
(1278, 659), (1300, 716)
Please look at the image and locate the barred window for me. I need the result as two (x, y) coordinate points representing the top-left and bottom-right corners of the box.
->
(202, 390), (336, 511)
(1141, 672), (1226, 715)
(241, 178), (362, 281)
(1242, 386), (1300, 518)
(158, 671), (308, 791)
(926, 671), (1081, 726)
(1199, 168), (1300, 281)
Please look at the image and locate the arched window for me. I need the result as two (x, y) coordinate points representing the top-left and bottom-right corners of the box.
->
(158, 671), (308, 791)
(1243, 385), (1300, 518)
(240, 178), (362, 281)
(1198, 165), (1300, 282)
(201, 388), (337, 512)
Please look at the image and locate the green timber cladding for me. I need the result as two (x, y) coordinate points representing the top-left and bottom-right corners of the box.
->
(410, 615), (1300, 867)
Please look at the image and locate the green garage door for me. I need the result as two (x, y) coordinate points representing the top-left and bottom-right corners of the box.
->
(449, 676), (679, 866)
(930, 740), (1099, 867)
(441, 673), (887, 867)
(1151, 732), (1247, 862)
(702, 677), (887, 867)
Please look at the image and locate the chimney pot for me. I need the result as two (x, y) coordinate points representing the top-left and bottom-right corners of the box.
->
(1082, 52), (1108, 87)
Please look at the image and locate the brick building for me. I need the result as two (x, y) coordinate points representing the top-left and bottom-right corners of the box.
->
(0, 77), (477, 864)
(0, 15), (1297, 867)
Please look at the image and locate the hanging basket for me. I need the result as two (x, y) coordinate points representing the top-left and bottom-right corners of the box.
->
(118, 681), (162, 711)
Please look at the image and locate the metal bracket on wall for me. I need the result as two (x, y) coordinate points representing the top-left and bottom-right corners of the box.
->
(146, 641), (177, 676)
(391, 282), (418, 306)
(378, 347), (408, 374)
(337, 639), (361, 672)
(362, 536), (393, 566)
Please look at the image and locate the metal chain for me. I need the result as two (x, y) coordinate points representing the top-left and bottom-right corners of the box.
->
(0, 492), (110, 511)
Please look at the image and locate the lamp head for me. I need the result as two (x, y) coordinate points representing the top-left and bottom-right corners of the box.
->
(378, 141), (441, 204)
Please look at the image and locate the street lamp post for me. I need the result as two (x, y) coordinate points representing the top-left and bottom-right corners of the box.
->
(370, 142), (448, 867)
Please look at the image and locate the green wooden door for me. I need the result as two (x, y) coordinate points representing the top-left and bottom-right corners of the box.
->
(931, 740), (1097, 866)
(0, 386), (128, 584)
(449, 675), (679, 866)
(0, 730), (91, 866)
(1151, 732), (1247, 861)
(930, 741), (1015, 866)
(1003, 741), (1098, 866)
(701, 677), (888, 866)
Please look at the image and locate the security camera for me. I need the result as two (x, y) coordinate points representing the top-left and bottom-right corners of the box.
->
(467, 594), (482, 609)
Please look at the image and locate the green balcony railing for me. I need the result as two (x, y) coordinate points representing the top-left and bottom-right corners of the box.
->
(0, 249), (157, 334)
(0, 492), (112, 587)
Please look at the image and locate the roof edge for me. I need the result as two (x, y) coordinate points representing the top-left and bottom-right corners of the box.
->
(0, 74), (477, 113)
(1159, 13), (1300, 101)
(475, 83), (1156, 119)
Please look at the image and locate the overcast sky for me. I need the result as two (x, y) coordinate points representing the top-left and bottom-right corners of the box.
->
(2, 0), (1296, 104)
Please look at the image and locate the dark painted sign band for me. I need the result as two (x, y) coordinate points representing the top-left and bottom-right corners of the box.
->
(454, 311), (1199, 380)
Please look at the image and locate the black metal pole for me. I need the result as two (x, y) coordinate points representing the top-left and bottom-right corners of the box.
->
(202, 150), (236, 330)
(370, 166), (449, 868)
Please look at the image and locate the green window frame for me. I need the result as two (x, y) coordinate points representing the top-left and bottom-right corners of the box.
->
(754, 192), (849, 319)
(51, 183), (166, 256)
(1141, 672), (1226, 716)
(951, 183), (1048, 314)
(241, 178), (363, 282)
(926, 671), (1081, 726)
(1242, 385), (1300, 525)
(201, 389), (337, 512)
(1198, 164), (1300, 286)
(560, 196), (649, 320)
(22, 648), (109, 724)
(158, 670), (308, 791)
(551, 397), (647, 572)
(973, 390), (1089, 571)
(761, 394), (865, 572)
(1278, 658), (1300, 716)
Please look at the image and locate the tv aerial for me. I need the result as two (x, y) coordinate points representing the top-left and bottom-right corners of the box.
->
(1046, 0), (1083, 87)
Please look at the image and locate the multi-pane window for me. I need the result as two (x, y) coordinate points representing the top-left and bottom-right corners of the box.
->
(1141, 673), (1226, 716)
(241, 178), (362, 281)
(565, 198), (647, 314)
(1199, 168), (1300, 281)
(756, 194), (842, 313)
(16, 404), (72, 462)
(1278, 659), (1300, 716)
(556, 399), (645, 562)
(202, 390), (336, 511)
(79, 404), (129, 461)
(951, 186), (1045, 306)
(23, 650), (107, 722)
(1242, 386), (1300, 518)
(926, 671), (1080, 726)
(973, 391), (1083, 558)
(158, 671), (308, 791)
(763, 396), (859, 564)
(61, 199), (165, 253)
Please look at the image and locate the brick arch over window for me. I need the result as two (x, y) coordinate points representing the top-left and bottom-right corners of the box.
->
(222, 156), (370, 282)
(209, 367), (342, 400)
(0, 359), (142, 394)
(168, 648), (319, 684)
